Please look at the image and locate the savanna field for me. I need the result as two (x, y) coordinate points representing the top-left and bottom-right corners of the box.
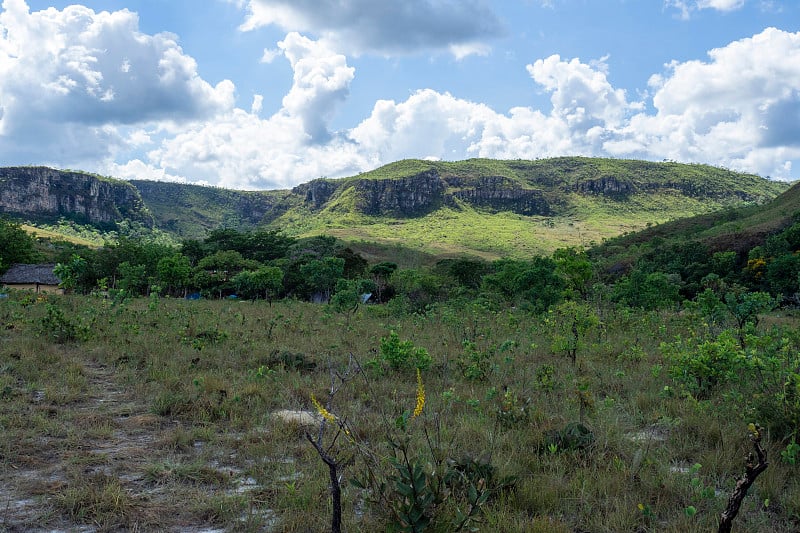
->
(1, 291), (799, 532)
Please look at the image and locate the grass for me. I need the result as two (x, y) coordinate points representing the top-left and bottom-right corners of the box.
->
(0, 292), (798, 531)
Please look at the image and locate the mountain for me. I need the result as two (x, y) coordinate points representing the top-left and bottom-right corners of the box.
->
(0, 158), (790, 260)
(0, 166), (153, 230)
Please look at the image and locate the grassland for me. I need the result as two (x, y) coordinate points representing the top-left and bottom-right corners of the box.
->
(1, 293), (798, 532)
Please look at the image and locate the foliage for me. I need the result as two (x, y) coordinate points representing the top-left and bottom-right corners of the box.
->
(379, 331), (432, 371)
(662, 329), (746, 397)
(54, 254), (88, 292)
(612, 269), (681, 310)
(39, 303), (92, 343)
(480, 257), (564, 313)
(0, 217), (41, 270)
(232, 266), (284, 302)
(548, 300), (600, 366)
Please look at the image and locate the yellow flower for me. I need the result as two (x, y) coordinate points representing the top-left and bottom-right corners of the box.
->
(311, 394), (337, 424)
(413, 368), (425, 418)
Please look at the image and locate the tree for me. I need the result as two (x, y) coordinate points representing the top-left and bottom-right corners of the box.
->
(0, 218), (40, 271)
(553, 247), (594, 297)
(54, 254), (88, 293)
(723, 290), (775, 348)
(117, 262), (148, 296)
(612, 269), (681, 310)
(300, 257), (345, 302)
(765, 253), (800, 299)
(233, 266), (284, 302)
(370, 261), (398, 303)
(157, 253), (192, 296)
(481, 257), (564, 313)
(549, 300), (600, 366)
(329, 278), (376, 323)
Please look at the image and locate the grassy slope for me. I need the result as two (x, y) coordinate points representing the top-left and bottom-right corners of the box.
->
(268, 158), (789, 263)
(593, 180), (800, 268)
(129, 180), (290, 240)
(22, 224), (100, 248)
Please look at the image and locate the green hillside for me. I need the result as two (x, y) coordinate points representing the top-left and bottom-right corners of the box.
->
(593, 180), (800, 271)
(263, 158), (789, 262)
(1, 158), (790, 263)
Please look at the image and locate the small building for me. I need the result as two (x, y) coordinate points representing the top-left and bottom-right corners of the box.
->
(0, 264), (63, 294)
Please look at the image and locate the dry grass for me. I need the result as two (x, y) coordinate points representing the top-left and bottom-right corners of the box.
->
(0, 292), (798, 532)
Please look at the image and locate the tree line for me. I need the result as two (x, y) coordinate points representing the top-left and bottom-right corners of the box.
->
(1, 217), (799, 313)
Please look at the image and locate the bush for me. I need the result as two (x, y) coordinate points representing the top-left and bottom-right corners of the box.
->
(379, 331), (432, 371)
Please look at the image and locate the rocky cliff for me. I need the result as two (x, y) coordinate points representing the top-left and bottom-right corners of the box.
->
(0, 158), (789, 241)
(297, 170), (551, 217)
(0, 167), (153, 229)
(446, 175), (550, 216)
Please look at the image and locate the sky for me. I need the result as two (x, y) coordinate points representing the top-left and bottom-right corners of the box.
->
(1, 0), (799, 190)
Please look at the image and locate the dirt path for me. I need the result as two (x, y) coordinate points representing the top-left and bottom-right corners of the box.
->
(1, 357), (269, 532)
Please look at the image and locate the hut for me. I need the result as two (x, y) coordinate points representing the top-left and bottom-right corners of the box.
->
(0, 264), (63, 294)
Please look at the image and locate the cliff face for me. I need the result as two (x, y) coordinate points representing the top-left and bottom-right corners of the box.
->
(293, 179), (340, 210)
(354, 170), (446, 216)
(0, 167), (153, 228)
(298, 170), (550, 217)
(446, 175), (550, 216)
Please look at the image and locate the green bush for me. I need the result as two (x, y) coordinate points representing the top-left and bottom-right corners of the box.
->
(380, 331), (432, 371)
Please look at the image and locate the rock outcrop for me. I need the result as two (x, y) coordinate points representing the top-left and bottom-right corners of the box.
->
(353, 170), (447, 216)
(446, 175), (550, 216)
(292, 179), (340, 210)
(0, 167), (153, 228)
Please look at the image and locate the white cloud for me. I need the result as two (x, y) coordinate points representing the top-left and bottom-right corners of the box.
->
(278, 32), (354, 143)
(73, 28), (800, 187)
(666, 0), (746, 19)
(697, 0), (746, 11)
(238, 0), (504, 58)
(608, 28), (800, 178)
(139, 33), (367, 189)
(2, 1), (798, 190)
(0, 0), (234, 165)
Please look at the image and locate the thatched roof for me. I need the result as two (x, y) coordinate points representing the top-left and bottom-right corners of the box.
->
(0, 264), (61, 285)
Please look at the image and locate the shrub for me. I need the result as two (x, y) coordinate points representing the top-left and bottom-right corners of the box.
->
(379, 331), (432, 371)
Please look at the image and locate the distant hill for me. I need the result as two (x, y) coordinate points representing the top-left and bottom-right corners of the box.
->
(0, 166), (153, 230)
(592, 178), (800, 271)
(0, 158), (791, 261)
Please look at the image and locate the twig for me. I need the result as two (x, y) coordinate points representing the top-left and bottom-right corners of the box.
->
(718, 425), (769, 533)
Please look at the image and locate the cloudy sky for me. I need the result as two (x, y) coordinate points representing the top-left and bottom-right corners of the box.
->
(1, 0), (799, 190)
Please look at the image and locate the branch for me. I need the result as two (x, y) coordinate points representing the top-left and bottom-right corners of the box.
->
(718, 426), (769, 533)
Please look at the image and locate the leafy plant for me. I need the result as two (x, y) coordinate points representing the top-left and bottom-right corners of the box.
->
(39, 303), (92, 343)
(380, 331), (432, 371)
(457, 340), (495, 381)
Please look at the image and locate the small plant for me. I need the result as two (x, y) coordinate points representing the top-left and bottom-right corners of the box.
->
(495, 387), (528, 428)
(380, 331), (432, 371)
(39, 303), (91, 343)
(548, 300), (600, 366)
(457, 340), (495, 381)
(781, 436), (799, 465)
(534, 363), (557, 391)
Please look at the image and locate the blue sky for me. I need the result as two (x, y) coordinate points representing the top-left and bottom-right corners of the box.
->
(2, 0), (799, 189)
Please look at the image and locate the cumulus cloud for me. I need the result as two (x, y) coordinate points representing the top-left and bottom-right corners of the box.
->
(237, 0), (505, 57)
(2, 1), (799, 190)
(0, 0), (234, 165)
(106, 27), (800, 187)
(607, 28), (800, 178)
(135, 33), (366, 189)
(278, 32), (354, 143)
